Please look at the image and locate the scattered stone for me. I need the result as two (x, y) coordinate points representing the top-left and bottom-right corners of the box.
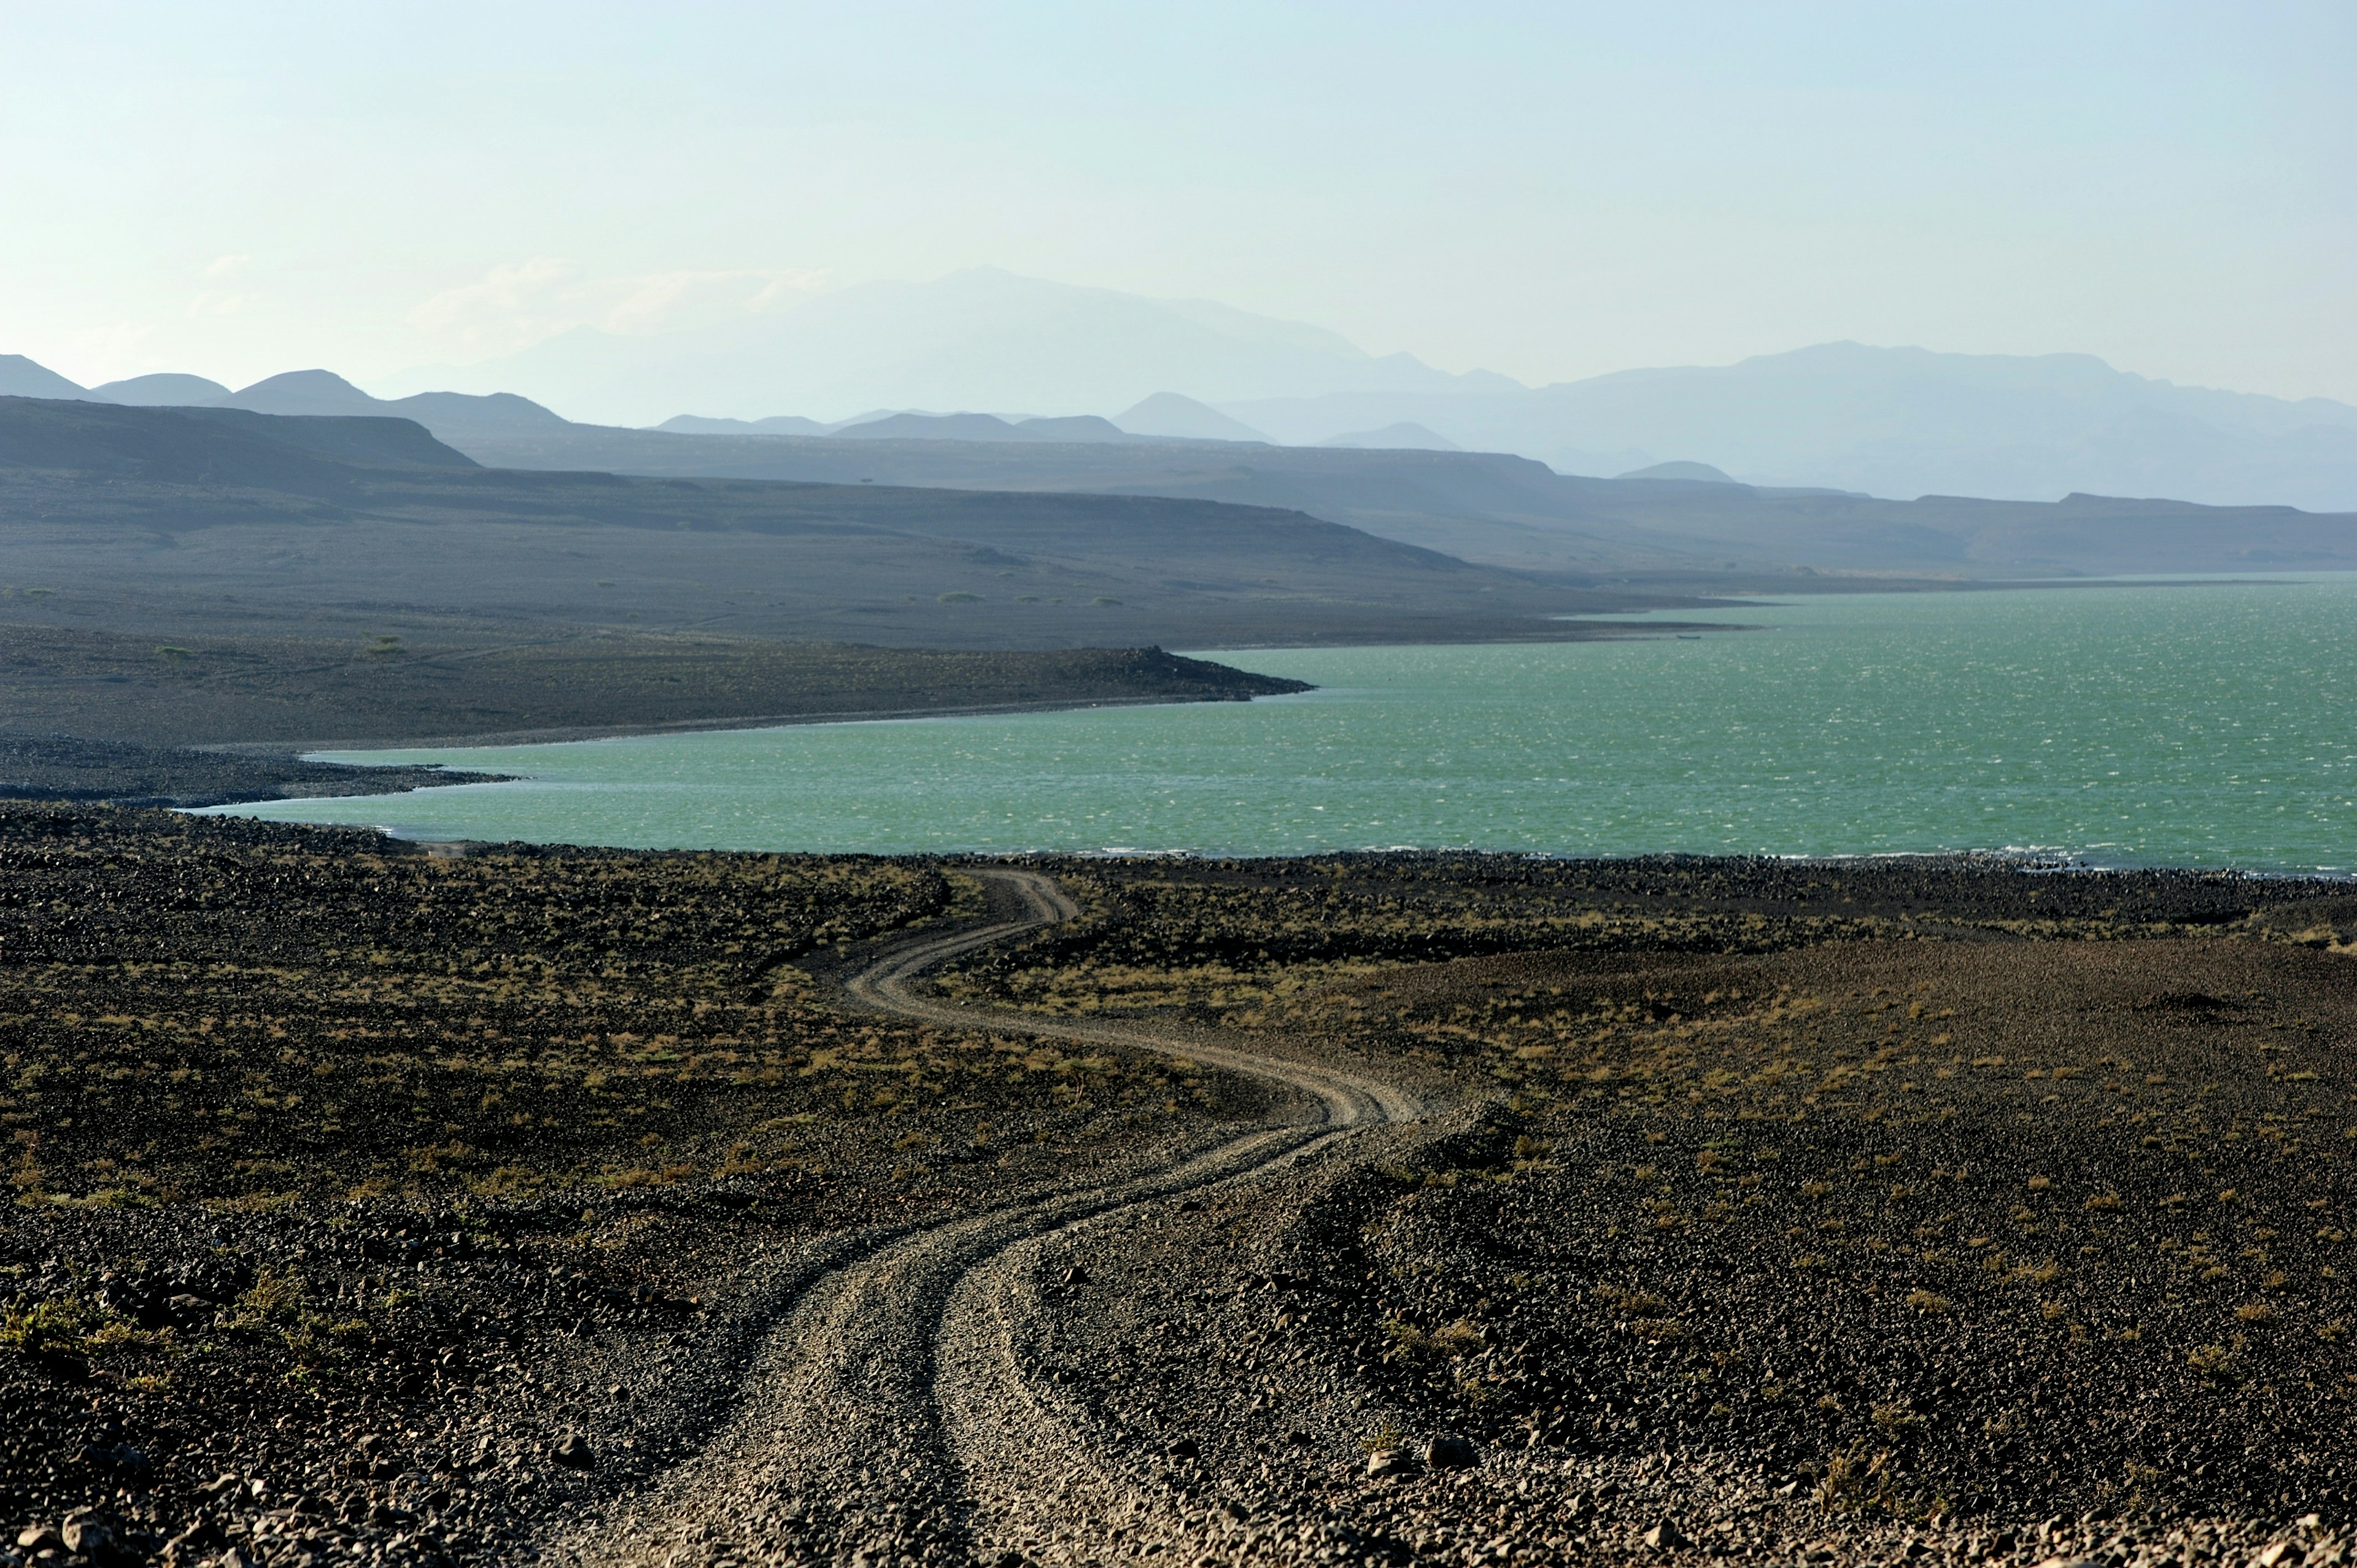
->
(554, 1431), (594, 1467)
(1644, 1518), (1691, 1553)
(163, 1519), (225, 1564)
(1062, 1266), (1089, 1286)
(1424, 1434), (1477, 1470)
(1166, 1436), (1199, 1461)
(1367, 1448), (1418, 1479)
(16, 1526), (61, 1554)
(60, 1515), (116, 1559)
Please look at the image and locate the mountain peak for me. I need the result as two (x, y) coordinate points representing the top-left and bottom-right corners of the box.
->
(0, 353), (97, 401)
(93, 373), (233, 406)
(1114, 393), (1266, 444)
(224, 369), (379, 415)
(1617, 460), (1740, 484)
(1319, 421), (1460, 452)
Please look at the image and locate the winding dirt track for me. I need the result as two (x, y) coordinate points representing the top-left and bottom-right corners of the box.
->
(562, 868), (1422, 1568)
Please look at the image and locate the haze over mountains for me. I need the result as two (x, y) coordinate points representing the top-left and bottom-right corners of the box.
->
(377, 269), (1488, 428)
(362, 270), (2357, 510)
(6, 386), (2350, 583)
(12, 266), (2357, 514)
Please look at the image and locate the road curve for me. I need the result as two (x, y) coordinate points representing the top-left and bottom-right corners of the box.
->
(851, 868), (1422, 1129)
(562, 867), (1421, 1568)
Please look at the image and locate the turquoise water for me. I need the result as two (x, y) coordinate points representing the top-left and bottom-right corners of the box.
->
(211, 578), (2357, 871)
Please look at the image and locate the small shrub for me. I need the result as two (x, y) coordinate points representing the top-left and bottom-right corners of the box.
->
(1871, 1402), (1925, 1439)
(1816, 1445), (1900, 1513)
(236, 1270), (307, 1325)
(2186, 1342), (2237, 1377)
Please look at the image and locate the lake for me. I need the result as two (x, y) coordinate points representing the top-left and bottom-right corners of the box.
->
(209, 577), (2356, 871)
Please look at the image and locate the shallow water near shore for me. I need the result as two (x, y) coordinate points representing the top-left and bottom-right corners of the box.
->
(211, 576), (2357, 870)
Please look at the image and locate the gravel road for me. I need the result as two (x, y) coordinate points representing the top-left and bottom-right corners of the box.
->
(553, 868), (1426, 1568)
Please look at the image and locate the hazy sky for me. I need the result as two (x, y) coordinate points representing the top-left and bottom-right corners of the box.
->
(4, 1), (2351, 400)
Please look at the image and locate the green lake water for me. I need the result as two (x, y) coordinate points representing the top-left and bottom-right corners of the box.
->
(211, 577), (2356, 871)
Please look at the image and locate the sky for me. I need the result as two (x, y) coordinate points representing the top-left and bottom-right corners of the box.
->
(3, 1), (2351, 401)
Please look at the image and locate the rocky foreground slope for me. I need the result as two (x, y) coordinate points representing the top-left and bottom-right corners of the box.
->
(2, 811), (2353, 1566)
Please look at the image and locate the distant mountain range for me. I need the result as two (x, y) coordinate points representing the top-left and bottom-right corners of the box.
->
(661, 410), (1154, 446)
(0, 358), (568, 442)
(1219, 342), (2357, 512)
(375, 268), (1495, 429)
(362, 269), (2357, 508)
(14, 265), (2357, 512)
(10, 348), (2353, 578)
(433, 420), (2357, 580)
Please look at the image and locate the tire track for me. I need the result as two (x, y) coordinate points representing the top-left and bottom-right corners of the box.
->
(559, 867), (1419, 1568)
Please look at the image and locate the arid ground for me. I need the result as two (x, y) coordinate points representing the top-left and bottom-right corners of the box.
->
(3, 810), (2354, 1567)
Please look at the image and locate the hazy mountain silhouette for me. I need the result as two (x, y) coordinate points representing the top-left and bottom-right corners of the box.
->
(1319, 422), (1459, 451)
(1619, 461), (1740, 484)
(1113, 393), (1267, 443)
(657, 414), (830, 436)
(833, 412), (1030, 442)
(205, 368), (570, 440)
(449, 418), (2357, 579)
(370, 272), (2357, 508)
(21, 306), (2357, 517)
(376, 268), (1487, 427)
(216, 369), (384, 415)
(1221, 342), (2357, 510)
(0, 358), (570, 442)
(827, 411), (1139, 444)
(90, 373), (231, 405)
(1, 355), (100, 401)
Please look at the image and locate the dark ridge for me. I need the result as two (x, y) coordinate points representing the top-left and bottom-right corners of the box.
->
(0, 395), (476, 484)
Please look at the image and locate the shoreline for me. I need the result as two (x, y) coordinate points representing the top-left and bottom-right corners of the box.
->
(255, 819), (2357, 889)
(1, 655), (1316, 809)
(199, 685), (1321, 765)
